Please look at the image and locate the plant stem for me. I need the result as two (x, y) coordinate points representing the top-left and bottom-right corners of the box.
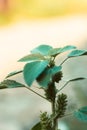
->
(51, 100), (58, 130)
(58, 81), (69, 92)
(52, 101), (55, 113)
(62, 112), (73, 118)
(6, 70), (23, 78)
(60, 57), (68, 66)
(25, 86), (48, 101)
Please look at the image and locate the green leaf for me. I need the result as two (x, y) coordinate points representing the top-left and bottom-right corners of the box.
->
(37, 66), (62, 88)
(69, 77), (86, 82)
(48, 45), (76, 56)
(74, 106), (87, 121)
(60, 45), (76, 53)
(31, 44), (53, 55)
(23, 60), (49, 86)
(18, 53), (45, 62)
(31, 122), (41, 130)
(6, 70), (23, 78)
(48, 48), (62, 56)
(68, 49), (87, 57)
(0, 80), (24, 89)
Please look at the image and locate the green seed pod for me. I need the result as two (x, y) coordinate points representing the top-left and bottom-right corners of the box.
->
(55, 93), (68, 118)
(52, 71), (63, 83)
(45, 81), (57, 102)
(40, 112), (52, 130)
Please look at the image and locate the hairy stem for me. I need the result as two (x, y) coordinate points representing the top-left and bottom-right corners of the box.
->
(51, 100), (58, 130)
(52, 101), (55, 113)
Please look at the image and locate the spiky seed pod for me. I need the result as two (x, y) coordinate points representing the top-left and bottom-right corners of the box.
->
(52, 71), (63, 83)
(40, 112), (52, 130)
(55, 93), (68, 118)
(45, 81), (57, 102)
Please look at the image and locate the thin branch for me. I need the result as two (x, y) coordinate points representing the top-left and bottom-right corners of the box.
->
(61, 112), (73, 118)
(60, 57), (68, 66)
(5, 70), (23, 78)
(58, 81), (69, 92)
(24, 86), (49, 101)
(58, 77), (85, 92)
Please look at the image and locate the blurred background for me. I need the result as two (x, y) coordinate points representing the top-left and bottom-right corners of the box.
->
(0, 0), (87, 130)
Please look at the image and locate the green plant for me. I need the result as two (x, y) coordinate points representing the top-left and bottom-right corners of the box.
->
(0, 44), (87, 130)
